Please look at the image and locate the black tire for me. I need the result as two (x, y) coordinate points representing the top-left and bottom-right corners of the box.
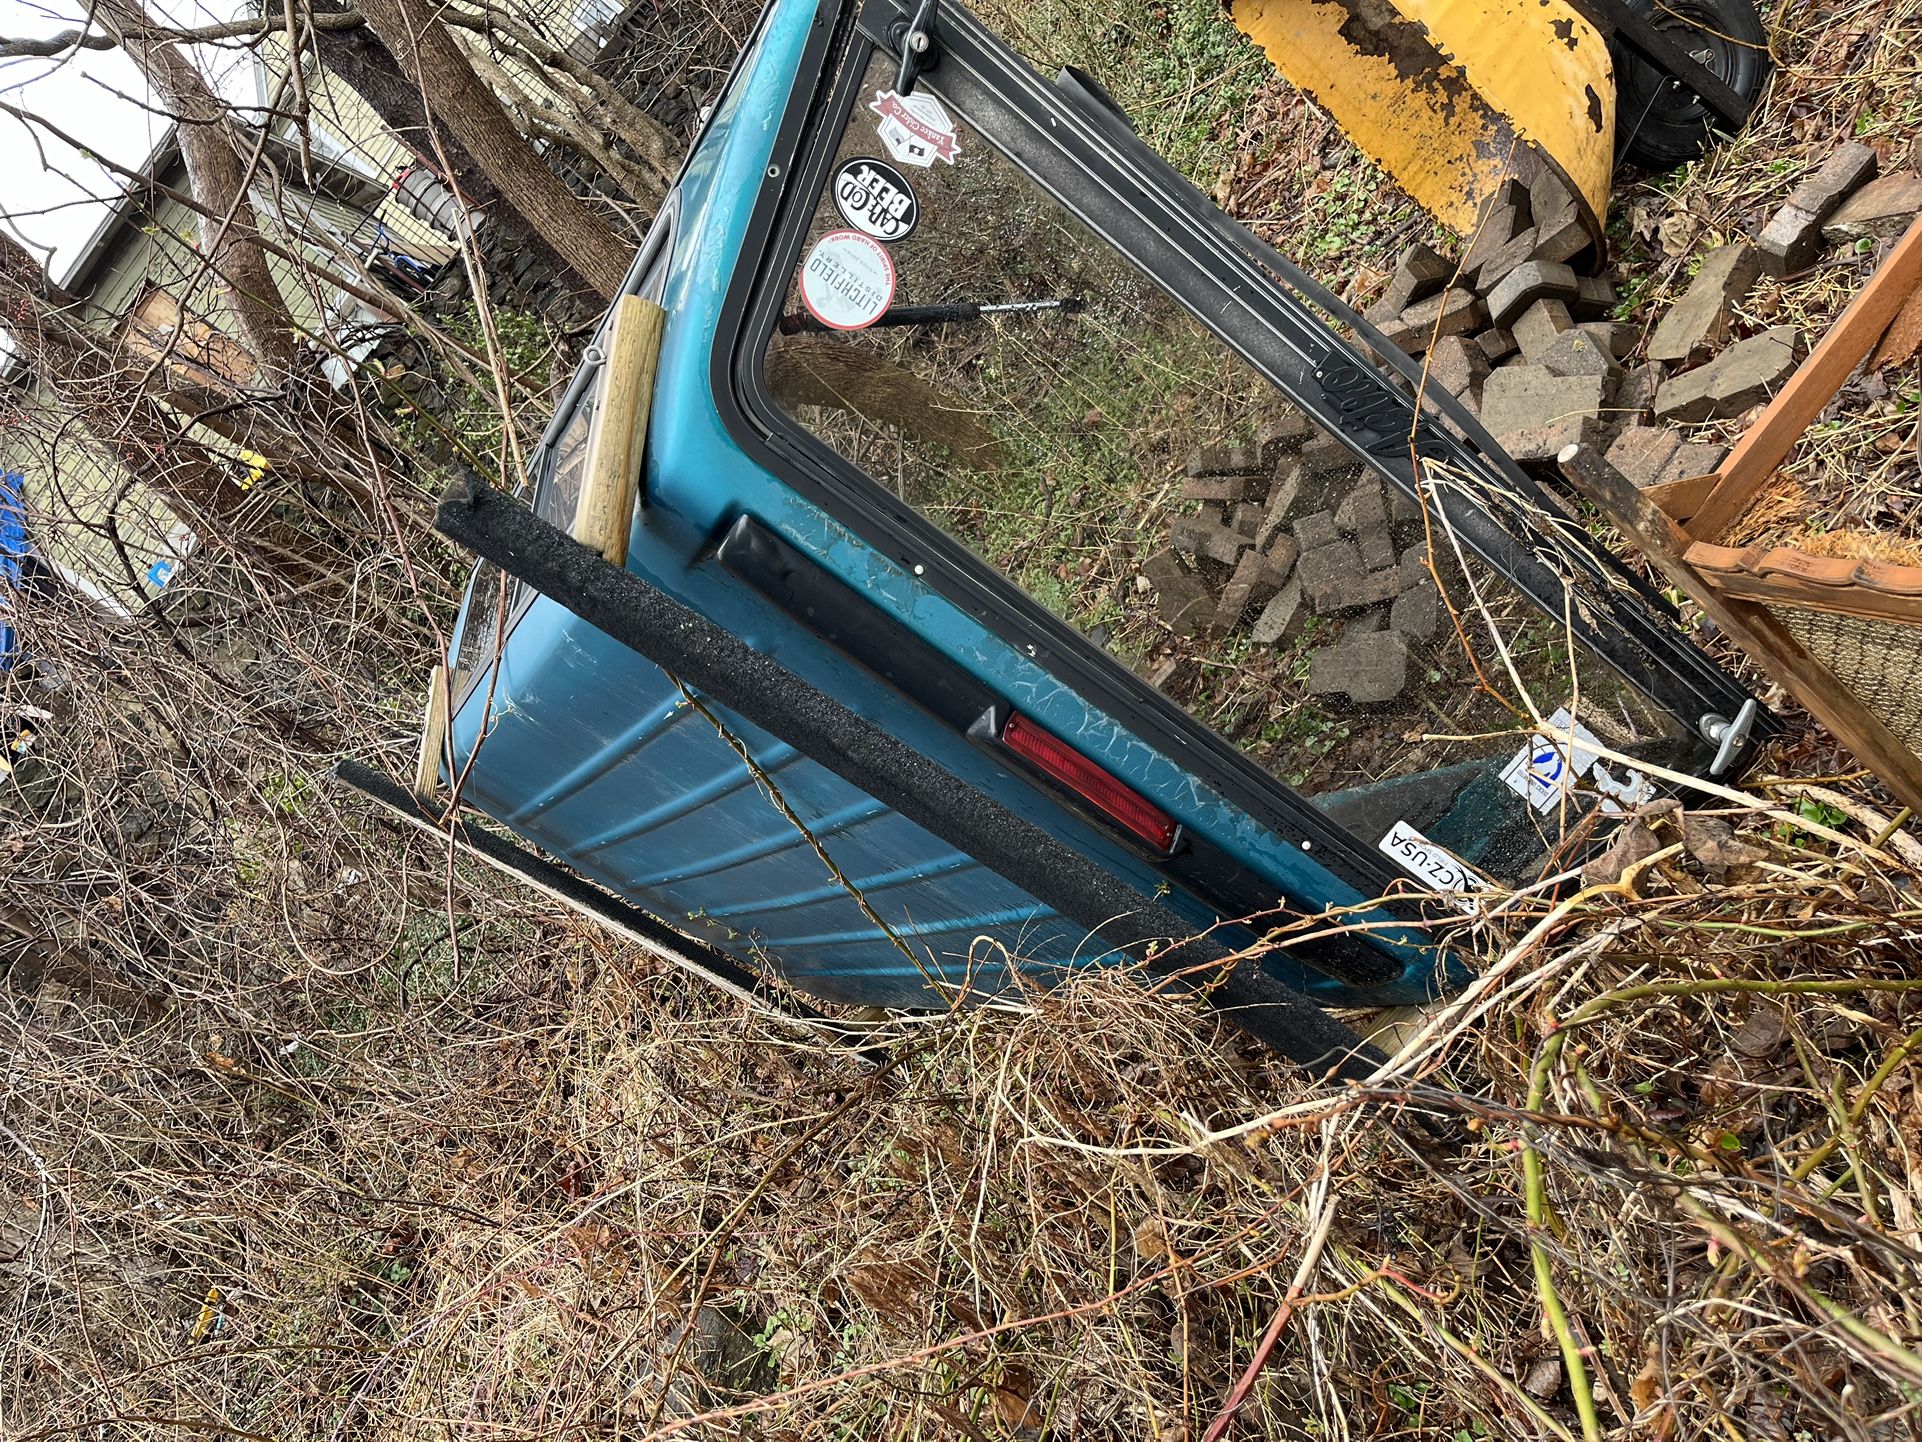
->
(1612, 0), (1771, 172)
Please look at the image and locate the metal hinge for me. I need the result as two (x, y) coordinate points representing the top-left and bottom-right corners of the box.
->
(890, 0), (940, 96)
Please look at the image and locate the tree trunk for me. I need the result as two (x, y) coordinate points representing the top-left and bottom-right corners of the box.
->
(353, 0), (632, 301)
(442, 1), (677, 187)
(92, 0), (301, 378)
(307, 0), (580, 286)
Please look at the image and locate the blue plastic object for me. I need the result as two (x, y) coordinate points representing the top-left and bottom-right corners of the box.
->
(1, 472), (27, 673)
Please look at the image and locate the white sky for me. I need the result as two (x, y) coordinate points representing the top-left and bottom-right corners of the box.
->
(0, 0), (257, 284)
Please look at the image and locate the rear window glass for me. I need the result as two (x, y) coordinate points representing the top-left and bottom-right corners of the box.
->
(755, 38), (1692, 888)
(535, 400), (594, 532)
(452, 560), (511, 696)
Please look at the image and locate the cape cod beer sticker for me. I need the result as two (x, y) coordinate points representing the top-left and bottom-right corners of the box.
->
(799, 229), (896, 330)
(832, 156), (919, 242)
(870, 88), (960, 167)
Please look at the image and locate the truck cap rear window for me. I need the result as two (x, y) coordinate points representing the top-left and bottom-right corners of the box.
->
(741, 20), (1703, 890)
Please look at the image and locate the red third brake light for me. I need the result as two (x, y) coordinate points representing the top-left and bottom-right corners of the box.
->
(1000, 711), (1180, 853)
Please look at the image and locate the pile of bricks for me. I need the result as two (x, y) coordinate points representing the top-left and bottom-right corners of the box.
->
(1607, 144), (1920, 487)
(1360, 168), (1636, 468)
(1139, 146), (1922, 709)
(1359, 144), (1921, 493)
(1144, 416), (1444, 706)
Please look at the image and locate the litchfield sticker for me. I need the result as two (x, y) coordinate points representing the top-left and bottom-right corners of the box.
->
(870, 89), (960, 167)
(798, 230), (896, 331)
(832, 156), (919, 242)
(1378, 819), (1487, 913)
(1498, 706), (1653, 815)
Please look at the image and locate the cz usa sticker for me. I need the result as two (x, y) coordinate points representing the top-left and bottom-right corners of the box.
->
(1378, 819), (1487, 914)
(832, 157), (919, 242)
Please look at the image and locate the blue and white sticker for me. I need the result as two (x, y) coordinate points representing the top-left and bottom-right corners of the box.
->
(1498, 706), (1652, 814)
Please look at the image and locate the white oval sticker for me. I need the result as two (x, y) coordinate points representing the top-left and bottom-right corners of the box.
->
(799, 230), (896, 331)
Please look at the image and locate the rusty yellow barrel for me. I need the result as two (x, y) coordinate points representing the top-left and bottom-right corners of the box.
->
(1231, 0), (1615, 262)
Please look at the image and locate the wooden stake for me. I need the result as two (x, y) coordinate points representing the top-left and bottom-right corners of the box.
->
(572, 295), (667, 567)
(413, 663), (449, 801)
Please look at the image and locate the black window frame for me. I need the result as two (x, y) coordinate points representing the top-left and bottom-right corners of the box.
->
(726, 6), (1776, 904)
(707, 0), (1778, 906)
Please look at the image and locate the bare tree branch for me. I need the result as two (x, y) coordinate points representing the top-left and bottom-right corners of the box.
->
(0, 8), (363, 61)
(438, 1), (676, 185)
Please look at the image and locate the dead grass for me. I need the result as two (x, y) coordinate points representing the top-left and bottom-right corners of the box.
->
(13, 754), (1922, 1439)
(1793, 526), (1922, 567)
(10, 5), (1922, 1442)
(4, 516), (1921, 1442)
(1723, 473), (1816, 547)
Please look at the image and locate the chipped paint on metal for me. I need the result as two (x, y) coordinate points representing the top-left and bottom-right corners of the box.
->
(1231, 0), (1613, 259)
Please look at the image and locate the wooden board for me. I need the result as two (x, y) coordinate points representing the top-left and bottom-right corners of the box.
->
(412, 663), (449, 800)
(1643, 469), (1721, 528)
(1684, 542), (1922, 624)
(1560, 443), (1922, 814)
(1871, 284), (1922, 371)
(572, 296), (667, 567)
(1690, 213), (1922, 543)
(123, 284), (260, 389)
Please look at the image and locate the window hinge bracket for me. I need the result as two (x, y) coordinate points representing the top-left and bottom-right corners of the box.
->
(890, 0), (940, 96)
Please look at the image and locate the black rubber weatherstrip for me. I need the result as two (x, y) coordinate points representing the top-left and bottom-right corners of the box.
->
(714, 513), (1411, 983)
(434, 468), (1387, 1080)
(714, 513), (997, 733)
